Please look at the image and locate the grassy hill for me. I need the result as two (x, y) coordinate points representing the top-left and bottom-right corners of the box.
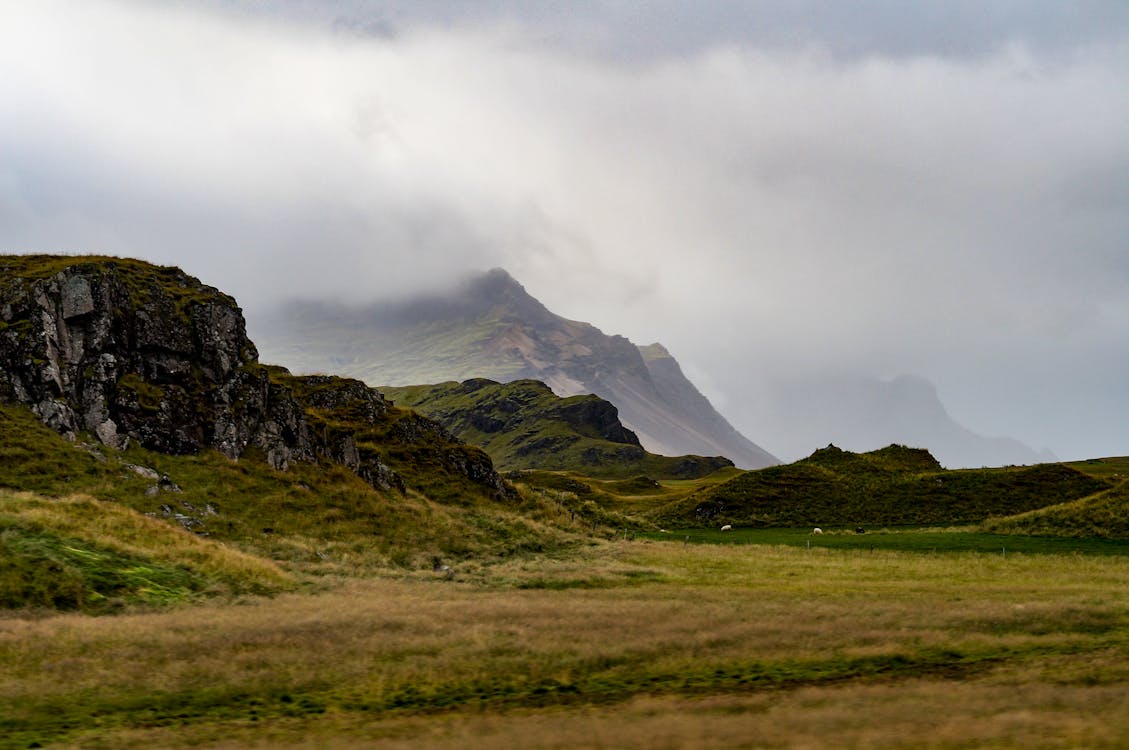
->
(982, 457), (1129, 538)
(654, 443), (1111, 528)
(382, 379), (734, 479)
(0, 399), (595, 612)
(983, 480), (1129, 538)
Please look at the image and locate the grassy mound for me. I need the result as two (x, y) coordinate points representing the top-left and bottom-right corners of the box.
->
(655, 444), (1110, 528)
(0, 491), (293, 612)
(0, 401), (590, 612)
(984, 479), (1129, 538)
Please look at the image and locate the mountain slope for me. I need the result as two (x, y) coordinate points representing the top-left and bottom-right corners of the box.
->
(383, 378), (733, 479)
(252, 269), (778, 468)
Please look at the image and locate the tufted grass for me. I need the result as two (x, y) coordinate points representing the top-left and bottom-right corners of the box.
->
(3, 541), (1129, 748)
(0, 490), (294, 611)
(0, 402), (589, 590)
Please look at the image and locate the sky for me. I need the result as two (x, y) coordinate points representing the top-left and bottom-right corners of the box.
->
(1, 0), (1127, 462)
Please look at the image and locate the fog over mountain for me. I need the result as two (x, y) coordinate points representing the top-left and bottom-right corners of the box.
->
(255, 268), (780, 468)
(2, 1), (1126, 463)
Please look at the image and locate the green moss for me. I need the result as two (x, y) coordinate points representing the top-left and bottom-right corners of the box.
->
(116, 373), (165, 412)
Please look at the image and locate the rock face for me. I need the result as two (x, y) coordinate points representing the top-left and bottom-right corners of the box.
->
(0, 255), (510, 499)
(253, 268), (779, 469)
(1, 256), (260, 454)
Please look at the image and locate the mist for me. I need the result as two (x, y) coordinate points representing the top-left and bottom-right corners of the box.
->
(2, 0), (1126, 462)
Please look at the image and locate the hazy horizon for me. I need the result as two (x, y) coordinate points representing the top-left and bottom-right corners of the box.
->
(2, 1), (1126, 462)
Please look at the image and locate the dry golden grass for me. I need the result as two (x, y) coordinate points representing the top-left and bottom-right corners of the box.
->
(103, 675), (1126, 750)
(3, 540), (1128, 748)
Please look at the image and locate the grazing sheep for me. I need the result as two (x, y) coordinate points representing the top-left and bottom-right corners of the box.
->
(812, 527), (823, 535)
(720, 524), (733, 531)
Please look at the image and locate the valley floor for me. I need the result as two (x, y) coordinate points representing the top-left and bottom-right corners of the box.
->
(4, 540), (1129, 749)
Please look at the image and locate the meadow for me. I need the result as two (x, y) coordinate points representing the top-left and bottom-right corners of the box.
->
(648, 526), (1129, 556)
(3, 401), (1128, 747)
(3, 538), (1129, 749)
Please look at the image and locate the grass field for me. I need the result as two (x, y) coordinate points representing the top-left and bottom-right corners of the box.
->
(646, 526), (1129, 556)
(3, 539), (1129, 749)
(4, 397), (1129, 747)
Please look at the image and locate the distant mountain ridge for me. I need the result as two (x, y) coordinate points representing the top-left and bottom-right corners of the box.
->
(748, 374), (1056, 469)
(253, 269), (778, 468)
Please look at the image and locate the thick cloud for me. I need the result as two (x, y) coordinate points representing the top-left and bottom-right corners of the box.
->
(1, 1), (1126, 461)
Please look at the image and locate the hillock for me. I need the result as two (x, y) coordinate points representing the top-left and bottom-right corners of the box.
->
(985, 475), (1129, 539)
(0, 392), (581, 612)
(655, 444), (1110, 528)
(382, 379), (733, 479)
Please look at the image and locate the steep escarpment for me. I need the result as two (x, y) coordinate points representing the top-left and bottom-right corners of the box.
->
(0, 255), (509, 501)
(382, 378), (733, 479)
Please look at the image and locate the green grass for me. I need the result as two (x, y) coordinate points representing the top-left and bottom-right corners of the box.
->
(0, 526), (203, 611)
(0, 490), (294, 612)
(985, 478), (1129, 539)
(1067, 455), (1129, 482)
(0, 401), (593, 608)
(3, 543), (1129, 748)
(4, 397), (1129, 747)
(645, 526), (1129, 555)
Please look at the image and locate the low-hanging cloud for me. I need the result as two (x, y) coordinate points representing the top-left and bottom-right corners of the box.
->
(1, 0), (1126, 461)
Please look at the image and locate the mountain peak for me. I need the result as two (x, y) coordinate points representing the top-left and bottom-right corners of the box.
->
(638, 343), (673, 361)
(472, 267), (521, 293)
(459, 268), (555, 324)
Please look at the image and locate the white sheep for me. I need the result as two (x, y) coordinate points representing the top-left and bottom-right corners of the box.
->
(720, 524), (733, 531)
(812, 527), (823, 535)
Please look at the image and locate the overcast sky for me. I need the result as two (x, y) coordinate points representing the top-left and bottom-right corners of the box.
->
(2, 0), (1127, 461)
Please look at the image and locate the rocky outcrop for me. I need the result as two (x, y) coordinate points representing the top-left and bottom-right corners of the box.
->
(383, 378), (734, 479)
(1, 256), (262, 453)
(0, 255), (511, 499)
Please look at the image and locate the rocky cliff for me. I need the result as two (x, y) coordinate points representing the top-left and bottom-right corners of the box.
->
(0, 255), (509, 499)
(253, 268), (779, 469)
